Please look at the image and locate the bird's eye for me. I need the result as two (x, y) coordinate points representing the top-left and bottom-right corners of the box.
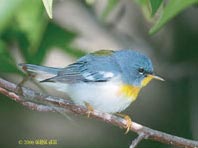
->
(138, 67), (145, 74)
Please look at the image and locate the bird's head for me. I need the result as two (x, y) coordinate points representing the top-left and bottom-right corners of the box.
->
(115, 49), (164, 88)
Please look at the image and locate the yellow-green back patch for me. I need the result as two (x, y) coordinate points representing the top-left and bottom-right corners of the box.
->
(91, 50), (115, 56)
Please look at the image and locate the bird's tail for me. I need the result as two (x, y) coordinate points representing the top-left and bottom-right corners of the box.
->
(18, 63), (69, 92)
(18, 63), (61, 81)
(18, 64), (73, 121)
(19, 63), (60, 75)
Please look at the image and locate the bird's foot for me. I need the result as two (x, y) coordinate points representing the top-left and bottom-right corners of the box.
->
(16, 76), (29, 96)
(116, 113), (132, 134)
(16, 73), (35, 96)
(84, 102), (94, 118)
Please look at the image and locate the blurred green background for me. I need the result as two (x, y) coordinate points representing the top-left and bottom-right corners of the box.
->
(0, 0), (198, 148)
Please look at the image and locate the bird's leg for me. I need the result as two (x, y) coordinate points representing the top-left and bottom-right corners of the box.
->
(16, 73), (36, 96)
(116, 113), (132, 134)
(17, 64), (34, 94)
(84, 102), (94, 118)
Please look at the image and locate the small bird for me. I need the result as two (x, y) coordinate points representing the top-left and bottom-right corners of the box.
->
(19, 49), (164, 132)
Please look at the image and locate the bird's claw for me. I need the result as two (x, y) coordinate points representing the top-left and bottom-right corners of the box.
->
(84, 102), (94, 118)
(124, 115), (132, 134)
(116, 113), (132, 134)
(17, 72), (36, 96)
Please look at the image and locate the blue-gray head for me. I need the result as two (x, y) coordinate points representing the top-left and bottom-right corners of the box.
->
(114, 49), (164, 87)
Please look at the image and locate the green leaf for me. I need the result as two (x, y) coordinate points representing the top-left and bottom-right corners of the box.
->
(34, 22), (84, 64)
(42, 0), (53, 19)
(0, 40), (18, 73)
(149, 0), (163, 16)
(15, 0), (48, 55)
(149, 0), (198, 34)
(1, 26), (32, 63)
(135, 0), (153, 22)
(102, 0), (119, 20)
(85, 0), (95, 5)
(0, 0), (47, 63)
(0, 0), (24, 32)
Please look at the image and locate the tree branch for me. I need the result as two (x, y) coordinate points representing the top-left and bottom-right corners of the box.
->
(0, 77), (198, 148)
(130, 133), (147, 148)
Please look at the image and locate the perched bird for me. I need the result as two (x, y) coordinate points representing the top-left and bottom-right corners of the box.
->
(19, 49), (164, 132)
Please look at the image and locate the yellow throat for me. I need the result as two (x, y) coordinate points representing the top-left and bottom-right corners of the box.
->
(141, 75), (153, 87)
(120, 75), (154, 101)
(120, 85), (141, 101)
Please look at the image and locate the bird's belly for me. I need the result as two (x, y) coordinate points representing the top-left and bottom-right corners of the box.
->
(66, 82), (133, 113)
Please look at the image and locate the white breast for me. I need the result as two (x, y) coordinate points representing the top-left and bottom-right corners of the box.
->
(66, 81), (132, 113)
(43, 80), (133, 113)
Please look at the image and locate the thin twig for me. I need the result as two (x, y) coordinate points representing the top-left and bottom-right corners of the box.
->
(130, 133), (147, 148)
(0, 78), (198, 148)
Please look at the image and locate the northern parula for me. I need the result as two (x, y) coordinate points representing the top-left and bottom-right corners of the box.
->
(19, 49), (163, 120)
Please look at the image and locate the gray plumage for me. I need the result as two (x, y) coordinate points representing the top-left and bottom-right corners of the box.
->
(19, 49), (153, 87)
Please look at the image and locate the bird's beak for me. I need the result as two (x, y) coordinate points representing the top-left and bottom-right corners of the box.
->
(147, 74), (165, 81)
(141, 74), (164, 87)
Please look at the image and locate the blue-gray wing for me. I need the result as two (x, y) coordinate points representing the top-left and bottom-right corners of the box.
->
(42, 54), (120, 83)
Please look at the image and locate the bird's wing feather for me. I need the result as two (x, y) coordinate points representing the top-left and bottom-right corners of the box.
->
(41, 50), (121, 83)
(41, 59), (117, 83)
